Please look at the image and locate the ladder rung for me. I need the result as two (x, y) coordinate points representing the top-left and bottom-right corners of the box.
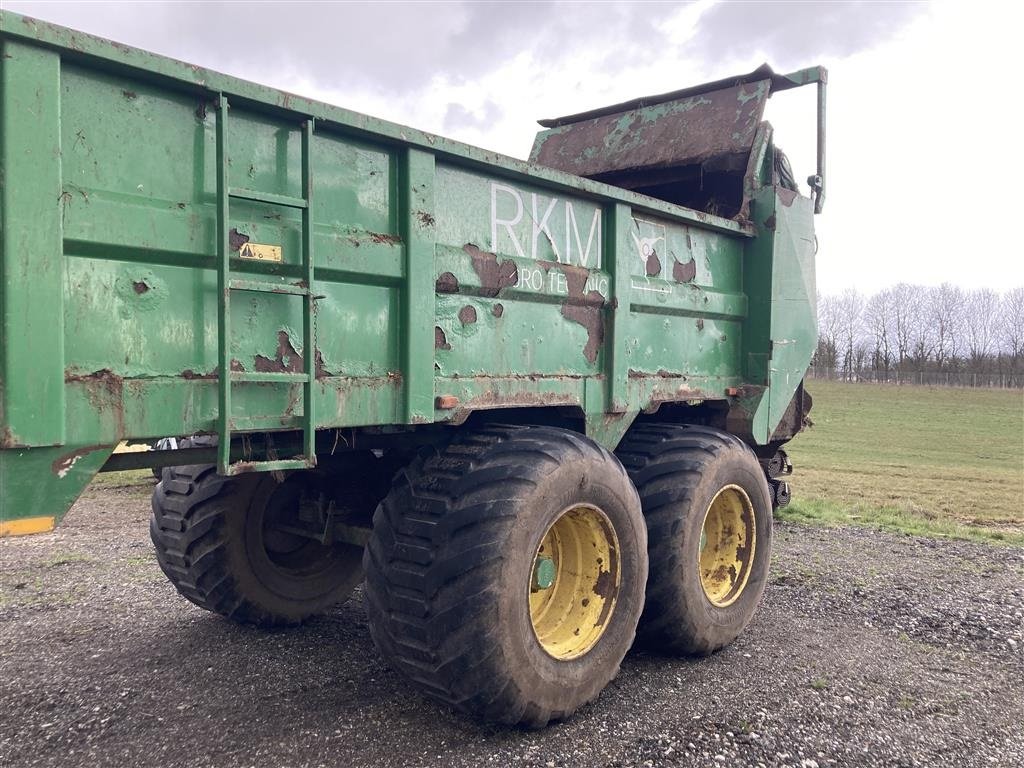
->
(229, 187), (308, 209)
(225, 458), (314, 476)
(230, 415), (304, 431)
(229, 278), (309, 296)
(230, 371), (309, 383)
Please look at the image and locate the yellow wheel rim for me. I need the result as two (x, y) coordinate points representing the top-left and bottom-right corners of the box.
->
(698, 485), (756, 607)
(528, 505), (620, 660)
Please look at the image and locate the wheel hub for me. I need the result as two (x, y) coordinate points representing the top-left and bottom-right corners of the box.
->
(532, 556), (557, 591)
(698, 484), (756, 607)
(528, 505), (620, 660)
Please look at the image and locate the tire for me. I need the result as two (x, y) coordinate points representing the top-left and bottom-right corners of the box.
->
(616, 424), (772, 655)
(150, 438), (178, 480)
(363, 425), (647, 727)
(150, 446), (365, 627)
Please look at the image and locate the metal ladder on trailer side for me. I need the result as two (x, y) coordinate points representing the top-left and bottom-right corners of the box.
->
(214, 95), (316, 475)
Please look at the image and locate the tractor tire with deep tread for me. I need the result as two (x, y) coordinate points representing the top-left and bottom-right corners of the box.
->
(363, 425), (648, 727)
(150, 446), (365, 627)
(616, 424), (773, 655)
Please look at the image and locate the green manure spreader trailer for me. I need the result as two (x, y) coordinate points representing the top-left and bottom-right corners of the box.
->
(0, 12), (825, 727)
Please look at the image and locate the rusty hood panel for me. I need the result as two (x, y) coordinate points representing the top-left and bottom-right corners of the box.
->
(530, 78), (770, 181)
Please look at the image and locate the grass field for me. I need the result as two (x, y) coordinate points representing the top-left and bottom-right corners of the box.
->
(781, 380), (1024, 545)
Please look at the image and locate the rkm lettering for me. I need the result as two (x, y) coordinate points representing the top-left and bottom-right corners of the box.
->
(490, 182), (602, 268)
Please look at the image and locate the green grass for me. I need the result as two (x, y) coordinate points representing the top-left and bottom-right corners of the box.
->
(87, 468), (155, 489)
(781, 380), (1024, 545)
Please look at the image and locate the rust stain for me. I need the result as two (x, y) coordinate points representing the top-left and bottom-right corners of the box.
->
(180, 369), (216, 380)
(64, 368), (122, 387)
(464, 243), (517, 298)
(282, 386), (301, 420)
(563, 264), (588, 296)
(435, 272), (459, 294)
(314, 348), (333, 379)
(647, 386), (706, 405)
(253, 331), (304, 373)
(229, 228), (250, 252)
(64, 370), (125, 440)
(543, 261), (589, 298)
(561, 293), (605, 364)
(132, 280), (150, 294)
(434, 326), (451, 351)
(763, 213), (776, 231)
(593, 568), (615, 599)
(51, 445), (110, 477)
(1, 427), (21, 450)
(228, 461), (264, 475)
(645, 251), (661, 277)
(230, 359), (246, 373)
(458, 305), (478, 325)
(592, 546), (620, 626)
(462, 389), (578, 409)
(777, 188), (798, 207)
(696, 318), (704, 330)
(492, 303), (504, 318)
(734, 534), (752, 567)
(549, 261), (605, 364)
(628, 369), (684, 379)
(672, 258), (696, 283)
(416, 211), (435, 227)
(121, 89), (138, 100)
(369, 232), (402, 246)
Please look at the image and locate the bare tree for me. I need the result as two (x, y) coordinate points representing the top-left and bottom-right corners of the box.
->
(813, 284), (1021, 386)
(964, 288), (1000, 373)
(836, 288), (864, 379)
(815, 293), (842, 369)
(890, 283), (921, 372)
(999, 286), (1024, 383)
(927, 283), (966, 371)
(865, 288), (895, 374)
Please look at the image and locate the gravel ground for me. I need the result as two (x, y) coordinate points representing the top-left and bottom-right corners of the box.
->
(1, 481), (1022, 768)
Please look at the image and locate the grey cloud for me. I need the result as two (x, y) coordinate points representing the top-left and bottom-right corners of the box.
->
(442, 99), (504, 133)
(8, 1), (460, 92)
(688, 1), (926, 70)
(8, 0), (926, 100)
(8, 1), (669, 94)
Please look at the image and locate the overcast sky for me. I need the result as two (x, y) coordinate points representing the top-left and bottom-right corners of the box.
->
(6, 0), (1020, 295)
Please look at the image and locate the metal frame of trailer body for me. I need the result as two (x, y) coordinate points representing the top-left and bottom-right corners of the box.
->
(0, 11), (823, 535)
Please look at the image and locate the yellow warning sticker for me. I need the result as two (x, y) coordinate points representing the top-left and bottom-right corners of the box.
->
(239, 242), (283, 262)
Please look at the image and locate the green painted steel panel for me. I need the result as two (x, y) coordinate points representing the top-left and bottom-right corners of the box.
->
(0, 11), (819, 529)
(0, 40), (65, 447)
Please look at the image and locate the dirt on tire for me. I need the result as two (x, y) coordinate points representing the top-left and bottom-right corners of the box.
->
(1, 480), (1022, 767)
(364, 425), (647, 727)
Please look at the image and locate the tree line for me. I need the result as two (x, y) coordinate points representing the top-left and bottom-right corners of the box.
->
(812, 284), (1024, 386)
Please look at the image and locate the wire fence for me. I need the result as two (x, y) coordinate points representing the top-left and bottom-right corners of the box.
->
(806, 366), (1024, 389)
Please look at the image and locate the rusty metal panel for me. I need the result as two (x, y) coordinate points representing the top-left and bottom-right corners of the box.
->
(530, 80), (770, 182)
